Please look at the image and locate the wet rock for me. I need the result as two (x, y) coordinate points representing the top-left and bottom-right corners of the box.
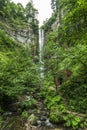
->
(25, 96), (31, 101)
(37, 120), (41, 126)
(40, 116), (47, 121)
(45, 119), (53, 128)
(26, 92), (29, 95)
(3, 112), (12, 117)
(41, 111), (47, 116)
(41, 121), (45, 126)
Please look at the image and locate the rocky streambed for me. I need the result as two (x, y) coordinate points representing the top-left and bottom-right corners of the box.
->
(0, 91), (66, 130)
(1, 91), (86, 130)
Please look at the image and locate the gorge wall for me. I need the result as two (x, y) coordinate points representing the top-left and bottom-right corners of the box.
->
(0, 0), (39, 54)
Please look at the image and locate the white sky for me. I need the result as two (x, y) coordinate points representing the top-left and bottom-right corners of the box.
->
(11, 0), (53, 26)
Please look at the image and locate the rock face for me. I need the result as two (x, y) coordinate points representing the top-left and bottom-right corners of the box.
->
(0, 20), (37, 46)
(0, 19), (39, 57)
(51, 8), (65, 31)
(10, 28), (35, 45)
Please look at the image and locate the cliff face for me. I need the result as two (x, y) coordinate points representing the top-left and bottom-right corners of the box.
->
(51, 8), (64, 31)
(0, 20), (35, 46)
(44, 8), (65, 33)
(0, 0), (39, 53)
(8, 26), (35, 45)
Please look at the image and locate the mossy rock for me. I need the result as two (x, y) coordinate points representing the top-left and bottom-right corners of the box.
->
(28, 114), (38, 125)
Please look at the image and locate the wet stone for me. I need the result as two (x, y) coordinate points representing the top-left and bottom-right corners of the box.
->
(3, 112), (13, 119)
(40, 116), (47, 121)
(37, 120), (41, 126)
(41, 121), (46, 126)
(45, 119), (53, 128)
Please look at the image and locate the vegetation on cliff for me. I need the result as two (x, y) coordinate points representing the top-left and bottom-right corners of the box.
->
(42, 0), (87, 129)
(0, 0), (87, 129)
(0, 0), (39, 114)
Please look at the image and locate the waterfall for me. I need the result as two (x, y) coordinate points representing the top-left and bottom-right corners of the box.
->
(39, 29), (44, 77)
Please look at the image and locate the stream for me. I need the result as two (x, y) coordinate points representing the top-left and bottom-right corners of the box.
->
(1, 92), (65, 130)
(1, 91), (86, 130)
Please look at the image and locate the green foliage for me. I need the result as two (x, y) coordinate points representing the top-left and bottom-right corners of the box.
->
(0, 0), (39, 36)
(41, 82), (83, 129)
(0, 30), (39, 110)
(51, 0), (63, 11)
(0, 0), (87, 129)
(41, 82), (66, 123)
(0, 116), (3, 128)
(77, 0), (87, 6)
(42, 14), (56, 32)
(43, 0), (87, 129)
(44, 95), (62, 109)
(21, 110), (28, 120)
(20, 98), (37, 110)
(0, 107), (3, 114)
(60, 76), (87, 113)
(49, 109), (63, 123)
(63, 114), (80, 129)
(80, 115), (87, 128)
(0, 30), (16, 49)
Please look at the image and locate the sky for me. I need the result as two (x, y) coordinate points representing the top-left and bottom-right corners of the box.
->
(11, 0), (53, 26)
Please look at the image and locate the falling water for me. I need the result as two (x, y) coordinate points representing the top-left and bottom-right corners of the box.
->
(39, 29), (44, 77)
